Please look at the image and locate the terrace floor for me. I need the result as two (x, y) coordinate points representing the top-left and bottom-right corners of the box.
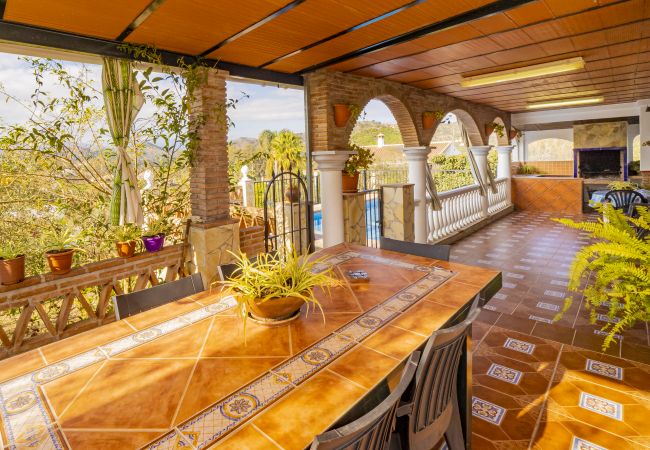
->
(452, 211), (650, 449)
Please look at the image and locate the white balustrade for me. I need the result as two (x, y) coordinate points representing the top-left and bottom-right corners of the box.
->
(488, 178), (510, 215)
(427, 177), (512, 242)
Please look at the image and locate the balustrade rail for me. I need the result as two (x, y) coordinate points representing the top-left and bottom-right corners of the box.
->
(488, 178), (510, 214)
(0, 245), (189, 359)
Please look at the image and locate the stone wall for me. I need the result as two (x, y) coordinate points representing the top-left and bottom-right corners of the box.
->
(573, 121), (627, 149)
(304, 70), (511, 152)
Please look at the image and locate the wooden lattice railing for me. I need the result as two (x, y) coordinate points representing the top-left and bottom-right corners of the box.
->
(0, 244), (189, 359)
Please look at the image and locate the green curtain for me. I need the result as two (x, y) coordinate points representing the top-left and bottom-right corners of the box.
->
(102, 57), (144, 226)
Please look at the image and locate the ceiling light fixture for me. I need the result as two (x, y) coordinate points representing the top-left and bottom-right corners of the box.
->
(460, 57), (585, 88)
(526, 96), (604, 110)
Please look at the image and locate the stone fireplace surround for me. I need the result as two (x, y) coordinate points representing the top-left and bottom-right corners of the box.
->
(573, 146), (627, 180)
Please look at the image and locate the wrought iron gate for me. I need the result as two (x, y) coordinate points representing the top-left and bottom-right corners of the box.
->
(263, 172), (312, 255)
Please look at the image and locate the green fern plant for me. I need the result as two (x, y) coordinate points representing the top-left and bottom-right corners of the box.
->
(553, 204), (650, 350)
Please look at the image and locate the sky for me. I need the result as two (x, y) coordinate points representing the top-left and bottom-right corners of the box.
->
(0, 52), (397, 140)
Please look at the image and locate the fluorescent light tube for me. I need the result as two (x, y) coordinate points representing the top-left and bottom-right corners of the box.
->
(461, 57), (585, 88)
(526, 96), (604, 109)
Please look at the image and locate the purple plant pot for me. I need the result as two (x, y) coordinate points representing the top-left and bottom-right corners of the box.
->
(142, 234), (165, 252)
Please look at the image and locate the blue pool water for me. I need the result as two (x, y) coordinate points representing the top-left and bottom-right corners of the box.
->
(314, 198), (380, 237)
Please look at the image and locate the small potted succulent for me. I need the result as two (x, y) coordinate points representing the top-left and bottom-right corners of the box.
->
(221, 249), (341, 328)
(111, 224), (141, 258)
(141, 218), (169, 253)
(333, 103), (362, 127)
(41, 226), (83, 275)
(0, 243), (26, 285)
(422, 110), (444, 129)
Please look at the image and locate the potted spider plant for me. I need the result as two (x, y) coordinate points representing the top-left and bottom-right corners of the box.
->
(221, 250), (341, 327)
(342, 144), (374, 193)
(110, 224), (141, 258)
(0, 243), (26, 285)
(141, 218), (169, 253)
(41, 226), (83, 275)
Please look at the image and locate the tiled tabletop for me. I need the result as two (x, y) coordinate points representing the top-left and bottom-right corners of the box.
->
(0, 243), (500, 450)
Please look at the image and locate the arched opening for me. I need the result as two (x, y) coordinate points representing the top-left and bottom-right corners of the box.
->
(487, 116), (509, 146)
(527, 138), (573, 161)
(428, 112), (477, 192)
(349, 99), (405, 167)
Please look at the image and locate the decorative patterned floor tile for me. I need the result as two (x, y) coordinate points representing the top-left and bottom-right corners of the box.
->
(596, 314), (620, 324)
(529, 315), (553, 324)
(579, 392), (623, 420)
(503, 338), (536, 355)
(484, 304), (497, 311)
(551, 279), (569, 287)
(536, 302), (560, 312)
(493, 293), (507, 300)
(486, 363), (522, 385)
(471, 397), (506, 425)
(585, 359), (623, 380)
(544, 290), (565, 298)
(502, 282), (517, 289)
(514, 265), (531, 271)
(571, 436), (608, 450)
(594, 330), (623, 341)
(505, 272), (525, 279)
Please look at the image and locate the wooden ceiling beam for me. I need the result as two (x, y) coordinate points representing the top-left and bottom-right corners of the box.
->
(0, 19), (304, 86)
(298, 0), (537, 74)
(115, 0), (166, 41)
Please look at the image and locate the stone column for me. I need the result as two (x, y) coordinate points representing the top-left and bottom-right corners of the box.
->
(187, 68), (239, 286)
(312, 151), (353, 248)
(638, 100), (650, 185)
(404, 146), (431, 243)
(470, 146), (491, 218)
(495, 145), (514, 203)
(381, 184), (415, 242)
(342, 192), (366, 245)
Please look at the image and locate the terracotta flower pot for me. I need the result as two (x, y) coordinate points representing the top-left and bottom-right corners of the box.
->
(284, 184), (301, 203)
(0, 255), (25, 285)
(342, 172), (360, 193)
(247, 296), (305, 323)
(115, 240), (137, 258)
(422, 114), (436, 130)
(46, 250), (74, 275)
(509, 129), (518, 140)
(485, 124), (495, 136)
(333, 104), (351, 127)
(142, 234), (165, 252)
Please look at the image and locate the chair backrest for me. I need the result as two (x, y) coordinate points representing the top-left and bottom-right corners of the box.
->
(406, 308), (480, 447)
(113, 273), (204, 320)
(311, 352), (420, 450)
(604, 189), (646, 210)
(379, 237), (451, 262)
(217, 262), (239, 281)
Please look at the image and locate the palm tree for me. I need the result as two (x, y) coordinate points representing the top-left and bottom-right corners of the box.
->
(266, 129), (305, 178)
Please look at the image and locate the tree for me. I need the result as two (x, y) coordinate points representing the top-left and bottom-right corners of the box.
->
(269, 129), (305, 176)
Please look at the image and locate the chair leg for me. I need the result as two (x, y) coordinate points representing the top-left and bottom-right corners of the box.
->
(444, 402), (465, 450)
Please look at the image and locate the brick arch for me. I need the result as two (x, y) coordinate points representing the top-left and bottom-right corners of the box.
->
(345, 93), (420, 148)
(430, 108), (484, 146)
(490, 116), (509, 145)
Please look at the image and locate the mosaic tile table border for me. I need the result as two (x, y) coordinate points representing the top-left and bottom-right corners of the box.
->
(0, 251), (455, 450)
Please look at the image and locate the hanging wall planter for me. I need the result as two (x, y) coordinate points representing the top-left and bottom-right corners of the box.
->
(333, 104), (351, 127)
(422, 110), (444, 130)
(485, 123), (495, 136)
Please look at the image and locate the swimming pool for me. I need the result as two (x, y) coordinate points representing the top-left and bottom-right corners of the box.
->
(313, 197), (381, 237)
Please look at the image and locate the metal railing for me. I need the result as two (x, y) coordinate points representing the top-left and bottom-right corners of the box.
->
(363, 189), (382, 248)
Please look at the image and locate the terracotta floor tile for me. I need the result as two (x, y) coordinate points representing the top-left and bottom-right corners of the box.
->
(328, 345), (401, 389)
(116, 318), (212, 359)
(348, 282), (403, 310)
(63, 430), (163, 450)
(312, 282), (363, 313)
(361, 325), (425, 360)
(208, 424), (280, 449)
(0, 348), (45, 383)
(423, 280), (481, 310)
(252, 370), (367, 450)
(390, 301), (457, 336)
(175, 357), (284, 424)
(41, 362), (104, 418)
(40, 320), (133, 364)
(201, 316), (291, 357)
(58, 358), (195, 429)
(290, 311), (358, 354)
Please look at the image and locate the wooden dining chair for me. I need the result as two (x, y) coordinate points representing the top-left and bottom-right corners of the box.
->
(393, 308), (481, 450)
(113, 272), (204, 320)
(311, 352), (420, 450)
(379, 237), (451, 262)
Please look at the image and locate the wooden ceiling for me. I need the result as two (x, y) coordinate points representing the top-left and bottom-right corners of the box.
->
(2, 0), (648, 112)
